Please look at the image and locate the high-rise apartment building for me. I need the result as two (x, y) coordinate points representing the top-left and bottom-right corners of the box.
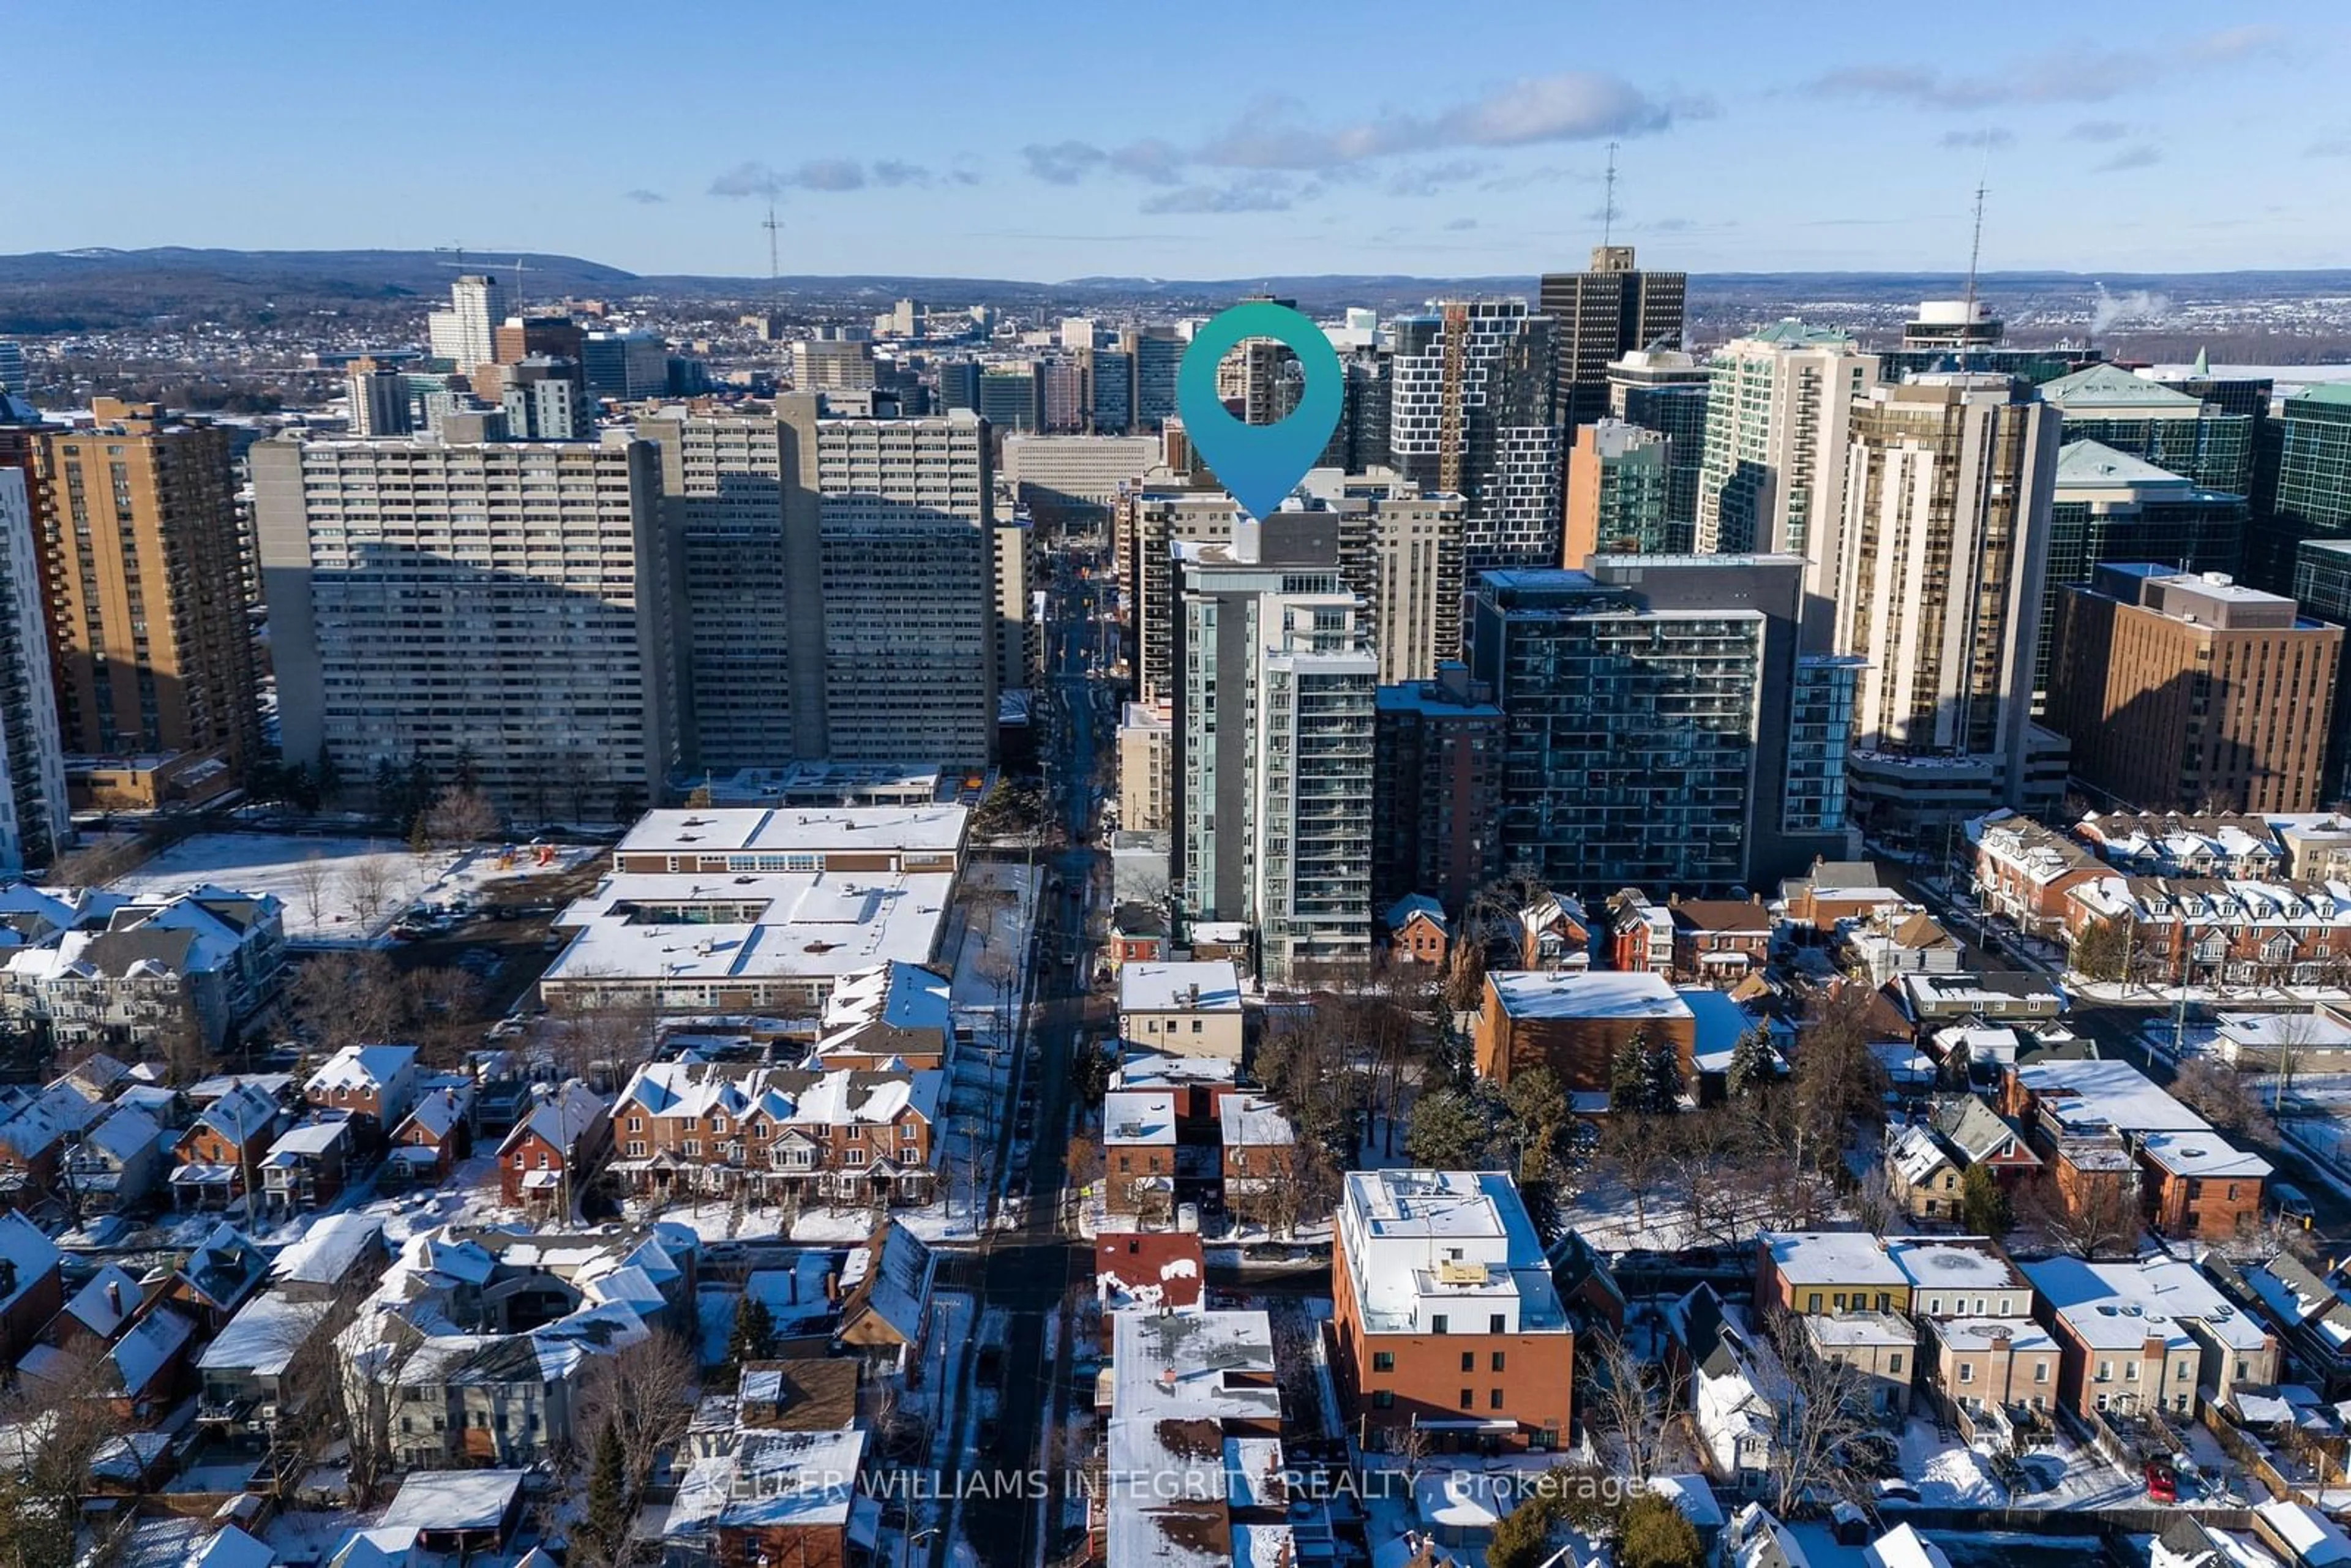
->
(639, 410), (795, 773)
(1122, 483), (1240, 705)
(1117, 698), (1173, 835)
(2291, 537), (2351, 805)
(252, 433), (677, 820)
(1372, 661), (1502, 913)
(934, 359), (980, 414)
(0, 470), (69, 874)
(1466, 555), (1853, 892)
(1300, 468), (1466, 685)
(493, 315), (585, 367)
(779, 397), (997, 765)
(1042, 359), (1086, 433)
(426, 274), (509, 373)
(995, 516), (1040, 692)
(1083, 347), (1133, 433)
(1562, 419), (1676, 563)
(1538, 246), (1687, 432)
(1835, 376), (2065, 833)
(1607, 348), (1709, 529)
(1387, 302), (1562, 571)
(1322, 345), (1394, 475)
(1173, 516), (1377, 979)
(1878, 299), (2093, 387)
(1693, 321), (1880, 593)
(32, 400), (260, 770)
(499, 358), (591, 440)
(345, 358), (413, 437)
(2039, 363), (2255, 498)
(0, 342), (24, 397)
(2040, 441), (2247, 699)
(2047, 565), (2339, 814)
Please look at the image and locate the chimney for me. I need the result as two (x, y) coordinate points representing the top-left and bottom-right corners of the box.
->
(107, 1280), (123, 1315)
(1157, 1366), (1179, 1393)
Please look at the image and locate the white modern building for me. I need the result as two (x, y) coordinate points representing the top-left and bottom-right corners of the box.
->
(0, 470), (68, 874)
(426, 274), (509, 373)
(1175, 518), (1377, 979)
(251, 432), (679, 822)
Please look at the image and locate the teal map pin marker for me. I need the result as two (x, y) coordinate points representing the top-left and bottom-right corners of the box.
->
(1176, 301), (1344, 521)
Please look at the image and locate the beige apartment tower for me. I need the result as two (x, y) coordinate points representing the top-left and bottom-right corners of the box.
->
(32, 400), (260, 770)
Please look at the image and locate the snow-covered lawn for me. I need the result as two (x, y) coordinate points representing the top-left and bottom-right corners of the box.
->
(105, 831), (601, 945)
(1894, 1417), (2003, 1506)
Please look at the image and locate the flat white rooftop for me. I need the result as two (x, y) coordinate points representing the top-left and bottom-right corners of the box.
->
(1488, 969), (1687, 1022)
(546, 870), (952, 985)
(1120, 961), (1243, 1013)
(617, 805), (969, 858)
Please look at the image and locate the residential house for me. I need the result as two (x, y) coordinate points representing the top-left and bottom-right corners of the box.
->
(1884, 1237), (2034, 1319)
(0, 1080), (99, 1208)
(836, 1218), (932, 1355)
(1779, 860), (1905, 933)
(1117, 961), (1245, 1060)
(164, 1223), (268, 1334)
(1108, 903), (1172, 972)
(1103, 1310), (1288, 1568)
(2270, 814), (2351, 882)
(1665, 1284), (1783, 1497)
(61, 1103), (165, 1212)
(1895, 972), (2068, 1030)
(1102, 1090), (1177, 1223)
(609, 1062), (940, 1206)
(269, 1211), (390, 1300)
(1668, 896), (1772, 986)
(2238, 1251), (2351, 1398)
(1845, 907), (1965, 988)
(497, 1081), (610, 1209)
(105, 1305), (196, 1422)
(1884, 1124), (1963, 1224)
(1471, 970), (1695, 1095)
(302, 1043), (421, 1131)
(388, 1082), (474, 1186)
(1969, 812), (2106, 939)
(1924, 1318), (2060, 1436)
(2139, 1130), (2270, 1240)
(2006, 1057), (2267, 1243)
(258, 1114), (353, 1215)
(662, 1379), (867, 1568)
(1385, 896), (1450, 966)
(1801, 1311), (1916, 1422)
(2023, 1254), (2278, 1417)
(1218, 1093), (1299, 1226)
(50, 1264), (144, 1352)
(1518, 892), (1594, 971)
(170, 1081), (283, 1210)
(1094, 1232), (1206, 1322)
(2062, 874), (2351, 989)
(1330, 1170), (1576, 1454)
(0, 1209), (64, 1360)
(1928, 1095), (2044, 1190)
(1605, 889), (1674, 973)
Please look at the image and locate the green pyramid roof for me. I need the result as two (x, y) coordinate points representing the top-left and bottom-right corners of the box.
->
(2041, 362), (2202, 409)
(2053, 439), (2195, 489)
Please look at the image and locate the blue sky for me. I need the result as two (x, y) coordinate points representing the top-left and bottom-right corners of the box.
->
(11, 2), (2348, 279)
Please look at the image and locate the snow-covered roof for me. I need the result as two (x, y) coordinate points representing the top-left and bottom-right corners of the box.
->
(63, 1263), (143, 1338)
(269, 1212), (386, 1287)
(190, 1082), (282, 1146)
(1120, 960), (1243, 1013)
(817, 959), (951, 1045)
(1888, 1125), (1952, 1187)
(547, 867), (956, 985)
(2254, 1499), (2351, 1566)
(498, 1081), (609, 1157)
(190, 1525), (277, 1568)
(1884, 1238), (2028, 1296)
(1104, 1090), (1177, 1145)
(197, 1288), (333, 1377)
(0, 1210), (61, 1316)
(80, 1104), (162, 1165)
(1933, 1317), (2055, 1355)
(1097, 1232), (1207, 1314)
(613, 1061), (940, 1131)
(1865, 1523), (1954, 1568)
(617, 804), (968, 858)
(1218, 1093), (1294, 1148)
(1488, 967), (1687, 1021)
(2014, 1057), (2208, 1136)
(1804, 1311), (1915, 1349)
(839, 1220), (931, 1345)
(268, 1117), (352, 1158)
(305, 1043), (417, 1098)
(1114, 1049), (1239, 1089)
(1385, 895), (1447, 934)
(2023, 1255), (2265, 1352)
(377, 1467), (527, 1532)
(396, 1083), (472, 1142)
(2139, 1130), (2272, 1180)
(1761, 1231), (1907, 1289)
(110, 1304), (193, 1394)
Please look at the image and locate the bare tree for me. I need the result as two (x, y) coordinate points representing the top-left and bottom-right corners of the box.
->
(334, 1305), (427, 1506)
(340, 855), (399, 931)
(1580, 1332), (1689, 1479)
(2171, 1058), (2279, 1144)
(0, 1346), (113, 1568)
(574, 1329), (699, 1509)
(1595, 1113), (1673, 1236)
(293, 851), (332, 931)
(287, 950), (410, 1054)
(2015, 1172), (2142, 1261)
(422, 785), (501, 849)
(1764, 1315), (1879, 1516)
(149, 1005), (213, 1088)
(543, 979), (659, 1090)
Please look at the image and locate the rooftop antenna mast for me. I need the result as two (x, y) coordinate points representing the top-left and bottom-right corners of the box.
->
(1600, 141), (1621, 248)
(1962, 133), (1992, 322)
(763, 200), (784, 309)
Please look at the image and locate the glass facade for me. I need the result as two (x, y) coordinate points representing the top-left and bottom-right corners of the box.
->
(1786, 656), (1862, 834)
(1620, 382), (1708, 535)
(2057, 410), (2253, 497)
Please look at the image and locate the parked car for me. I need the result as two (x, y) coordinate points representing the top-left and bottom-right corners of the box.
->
(2143, 1460), (2178, 1504)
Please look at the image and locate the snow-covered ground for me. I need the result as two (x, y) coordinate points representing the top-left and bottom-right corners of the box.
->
(1895, 1417), (2002, 1506)
(105, 831), (601, 945)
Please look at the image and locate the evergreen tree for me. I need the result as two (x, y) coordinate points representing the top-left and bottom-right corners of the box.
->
(1960, 1163), (2012, 1236)
(1726, 1029), (1773, 1098)
(585, 1420), (627, 1556)
(727, 1296), (776, 1367)
(1618, 1491), (1704, 1568)
(1643, 1043), (1684, 1114)
(314, 746), (343, 807)
(1608, 1030), (1651, 1115)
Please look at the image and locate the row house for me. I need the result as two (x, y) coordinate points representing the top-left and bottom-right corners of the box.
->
(610, 1061), (940, 1206)
(2022, 1254), (2278, 1420)
(2075, 811), (2284, 880)
(1777, 860), (1905, 934)
(1519, 892), (1594, 972)
(1604, 889), (1673, 973)
(0, 884), (287, 1051)
(1968, 811), (2106, 939)
(258, 1114), (353, 1215)
(2007, 1057), (2270, 1242)
(169, 1081), (285, 1210)
(1218, 1093), (1300, 1226)
(0, 1209), (64, 1360)
(808, 961), (954, 1071)
(497, 1081), (612, 1209)
(1103, 1089), (1179, 1223)
(2063, 874), (2351, 988)
(2238, 1251), (2351, 1399)
(1667, 896), (1773, 986)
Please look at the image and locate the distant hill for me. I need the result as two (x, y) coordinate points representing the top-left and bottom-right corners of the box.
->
(0, 247), (639, 293)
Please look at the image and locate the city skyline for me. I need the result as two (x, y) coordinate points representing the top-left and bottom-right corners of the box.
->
(10, 2), (2347, 279)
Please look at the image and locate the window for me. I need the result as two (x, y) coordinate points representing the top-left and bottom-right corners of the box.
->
(1878, 1294), (1892, 1312)
(1489, 1313), (1507, 1334)
(1373, 1391), (1394, 1409)
(1372, 1352), (1394, 1373)
(2096, 1360), (2113, 1382)
(1491, 1352), (1506, 1373)
(1889, 1353), (1903, 1375)
(1490, 1389), (1504, 1410)
(1957, 1362), (1974, 1384)
(1458, 1389), (1474, 1409)
(1461, 1351), (1474, 1372)
(2034, 1362), (2049, 1382)
(2124, 1362), (2139, 1381)
(1430, 1315), (1448, 1335)
(1191, 1019), (1202, 1033)
(1807, 1293), (1823, 1313)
